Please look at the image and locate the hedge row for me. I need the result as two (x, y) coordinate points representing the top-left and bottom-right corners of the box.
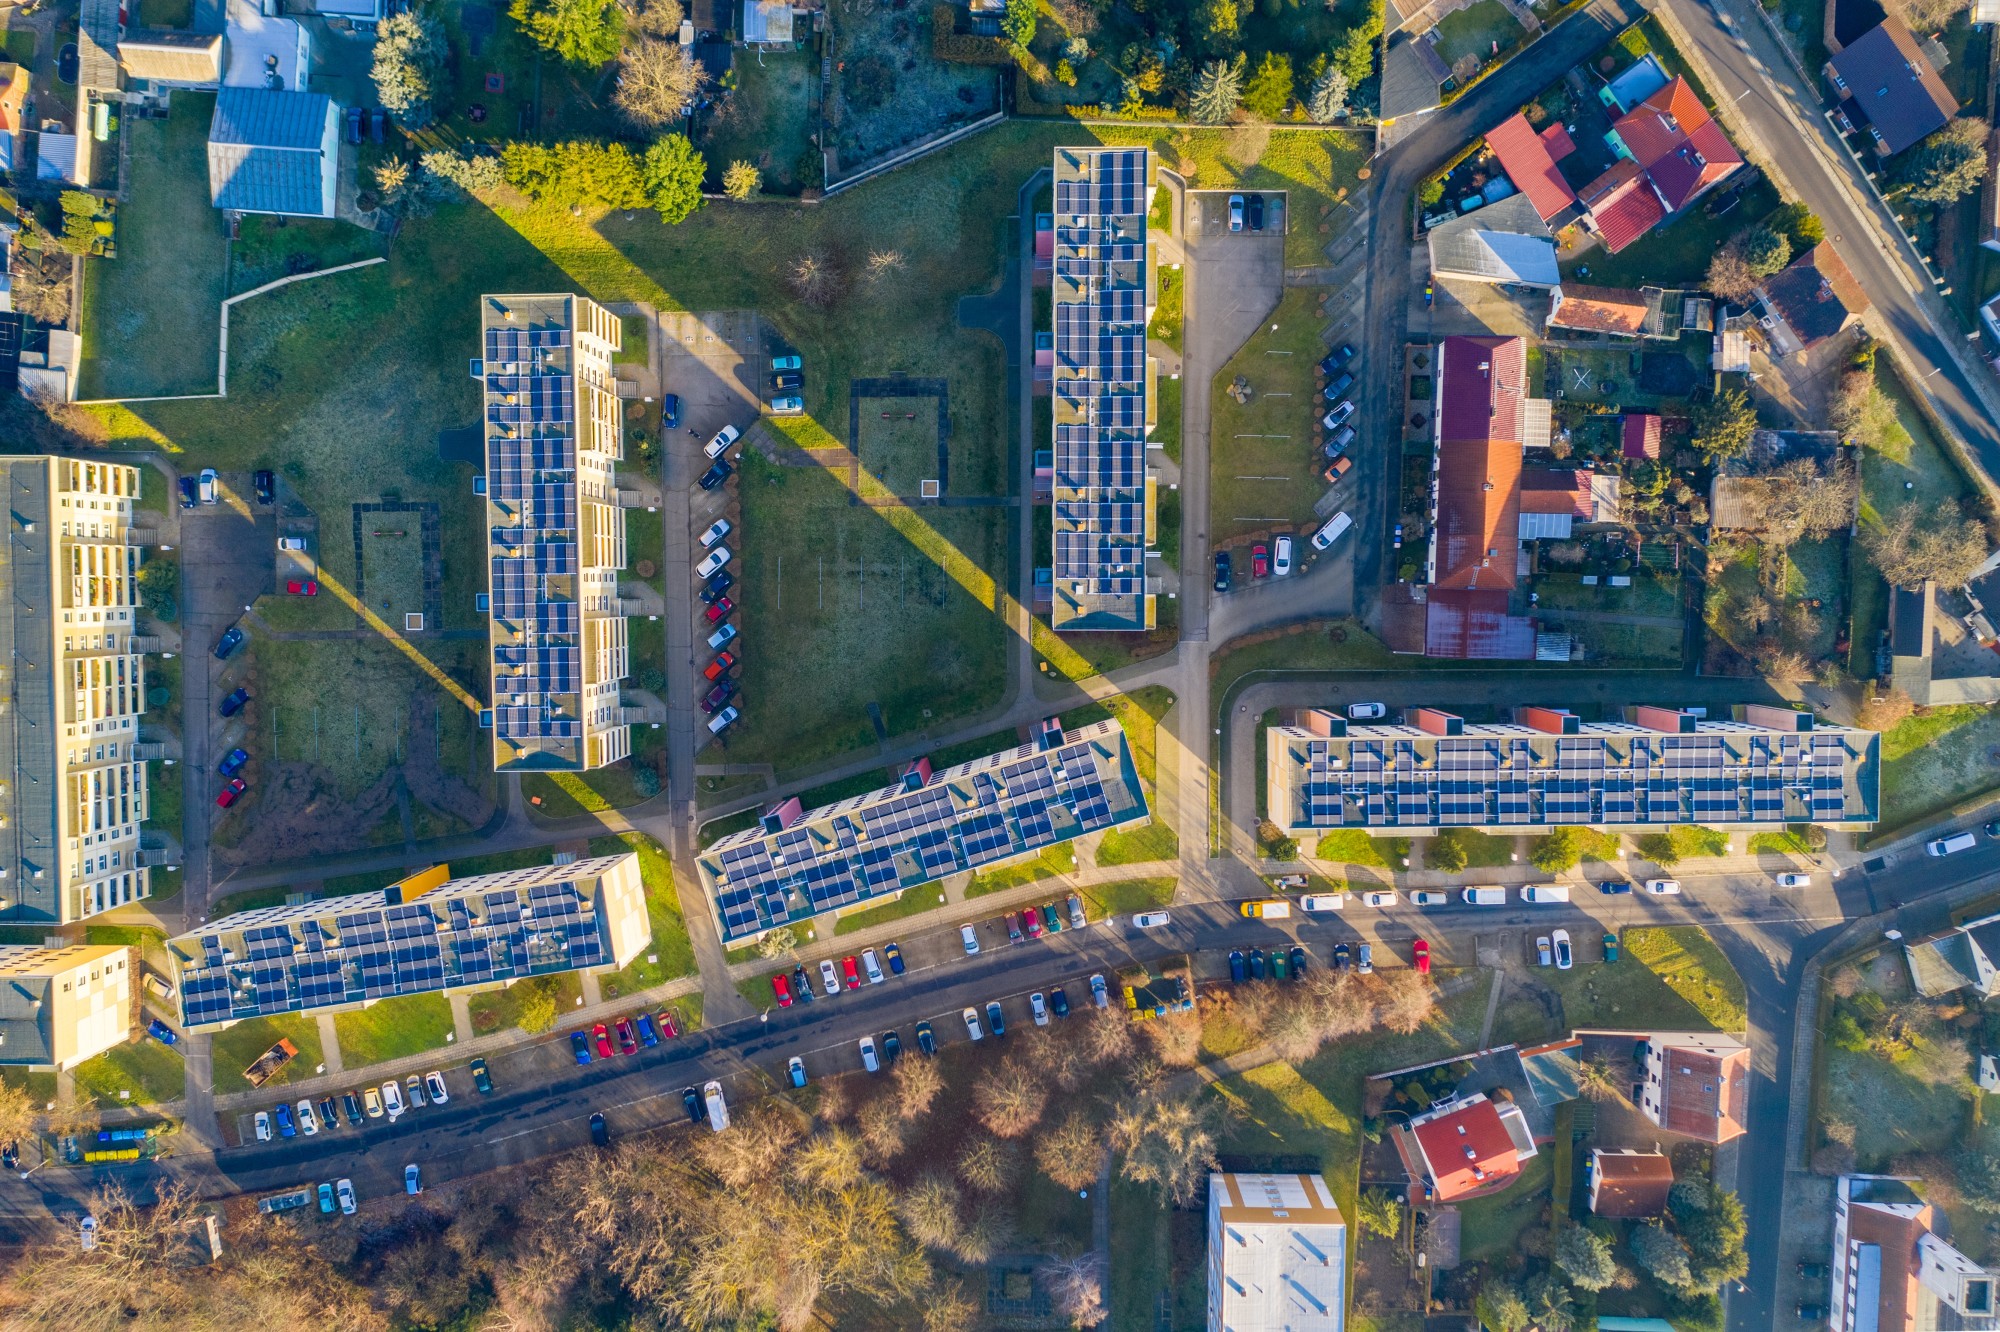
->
(931, 5), (1013, 64)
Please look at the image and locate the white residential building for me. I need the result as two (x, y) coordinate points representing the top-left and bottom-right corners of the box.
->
(1832, 1175), (2000, 1332)
(1206, 1171), (1346, 1332)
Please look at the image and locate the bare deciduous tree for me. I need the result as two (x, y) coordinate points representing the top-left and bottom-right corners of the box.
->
(973, 1059), (1050, 1137)
(1111, 1092), (1224, 1206)
(892, 1050), (944, 1119)
(958, 1136), (1018, 1194)
(1887, 0), (1968, 28)
(1865, 502), (1991, 591)
(857, 1097), (908, 1165)
(952, 1205), (1015, 1264)
(921, 1276), (982, 1332)
(1039, 1251), (1109, 1327)
(897, 1172), (964, 1251)
(789, 248), (845, 309)
(865, 249), (907, 283)
(1037, 1112), (1106, 1192)
(1576, 1057), (1629, 1105)
(695, 1104), (804, 1188)
(1080, 1006), (1135, 1065)
(1856, 688), (1915, 732)
(1139, 1010), (1203, 1067)
(614, 39), (705, 128)
(0, 1076), (37, 1149)
(621, 0), (684, 36)
(1705, 248), (1760, 301)
(1368, 968), (1439, 1034)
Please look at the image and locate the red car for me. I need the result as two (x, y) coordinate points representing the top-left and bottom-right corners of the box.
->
(657, 1008), (680, 1039)
(614, 1017), (639, 1054)
(592, 1022), (614, 1059)
(1413, 939), (1431, 974)
(216, 777), (247, 807)
(286, 578), (318, 596)
(841, 955), (861, 990)
(1023, 909), (1044, 939)
(1252, 542), (1270, 578)
(703, 650), (737, 682)
(704, 597), (734, 624)
(771, 973), (793, 1008)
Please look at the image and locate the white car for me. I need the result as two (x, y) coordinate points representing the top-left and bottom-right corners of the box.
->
(1030, 992), (1050, 1026)
(404, 1164), (422, 1196)
(1521, 884), (1570, 903)
(818, 959), (841, 997)
(696, 546), (731, 579)
(699, 518), (732, 549)
(960, 923), (980, 955)
(1644, 879), (1682, 895)
(1410, 891), (1448, 907)
(706, 623), (738, 651)
(1090, 973), (1109, 1008)
(278, 536), (307, 551)
(861, 948), (884, 984)
(1536, 935), (1553, 966)
(1273, 535), (1294, 577)
(1552, 928), (1573, 970)
(1775, 872), (1812, 888)
(198, 468), (218, 504)
(381, 1079), (406, 1120)
(336, 1178), (357, 1215)
(1347, 702), (1387, 721)
(254, 1110), (272, 1142)
(768, 395), (804, 415)
(1311, 511), (1352, 550)
(1132, 911), (1172, 929)
(1361, 890), (1398, 908)
(296, 1099), (319, 1136)
(424, 1070), (449, 1105)
(1300, 892), (1347, 912)
(704, 423), (741, 459)
(858, 1036), (880, 1073)
(704, 1080), (730, 1133)
(962, 1006), (985, 1041)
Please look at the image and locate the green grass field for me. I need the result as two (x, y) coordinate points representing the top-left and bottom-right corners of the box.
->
(1458, 1150), (1553, 1262)
(591, 832), (698, 993)
(71, 1037), (186, 1108)
(1877, 704), (2000, 831)
(700, 50), (820, 195)
(76, 95), (229, 398)
(1541, 924), (1746, 1032)
(332, 993), (454, 1068)
(466, 973), (582, 1036)
(1434, 0), (1527, 67)
(359, 525), (426, 624)
(1209, 288), (1332, 549)
(1562, 177), (1781, 290)
(832, 886), (950, 936)
(211, 1013), (324, 1095)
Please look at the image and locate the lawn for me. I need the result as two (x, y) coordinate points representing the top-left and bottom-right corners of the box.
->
(1209, 288), (1333, 553)
(465, 973), (582, 1036)
(1532, 572), (1680, 618)
(210, 1013), (324, 1096)
(965, 844), (1080, 896)
(72, 1037), (186, 1109)
(1434, 0), (1527, 68)
(699, 49), (821, 196)
(1156, 375), (1183, 467)
(1540, 924), (1746, 1032)
(1877, 704), (2000, 831)
(76, 94), (229, 399)
(142, 758), (182, 843)
(1149, 265), (1184, 353)
(1561, 177), (1781, 289)
(1, 24), (34, 65)
(832, 885), (950, 936)
(228, 216), (385, 296)
(1313, 829), (1412, 868)
(1079, 876), (1175, 918)
(1155, 126), (1371, 267)
(1458, 1150), (1553, 1263)
(590, 832), (698, 993)
(1096, 820), (1180, 866)
(359, 524), (426, 624)
(1062, 684), (1175, 791)
(1429, 828), (1517, 870)
(332, 993), (454, 1068)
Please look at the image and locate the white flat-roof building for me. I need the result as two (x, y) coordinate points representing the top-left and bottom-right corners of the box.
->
(0, 943), (134, 1069)
(1206, 1172), (1346, 1332)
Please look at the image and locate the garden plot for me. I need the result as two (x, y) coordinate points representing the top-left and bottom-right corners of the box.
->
(829, 0), (1001, 179)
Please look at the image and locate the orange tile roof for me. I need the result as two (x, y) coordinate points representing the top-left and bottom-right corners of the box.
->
(1411, 1098), (1522, 1200)
(1550, 284), (1650, 335)
(1660, 1043), (1749, 1142)
(1486, 113), (1578, 222)
(1848, 1199), (1935, 1332)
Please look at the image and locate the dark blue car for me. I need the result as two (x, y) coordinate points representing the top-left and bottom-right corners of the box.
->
(662, 394), (681, 429)
(213, 626), (245, 659)
(570, 1031), (592, 1064)
(178, 476), (198, 508)
(219, 688), (250, 717)
(274, 1103), (296, 1138)
(218, 748), (249, 777)
(884, 941), (905, 975)
(147, 1018), (178, 1046)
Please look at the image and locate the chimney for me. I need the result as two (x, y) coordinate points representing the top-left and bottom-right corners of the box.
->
(760, 796), (805, 833)
(1409, 708), (1463, 737)
(1629, 706), (1694, 735)
(1517, 706), (1577, 735)
(1739, 704), (1813, 732)
(1035, 717), (1066, 751)
(1296, 709), (1347, 738)
(901, 757), (933, 791)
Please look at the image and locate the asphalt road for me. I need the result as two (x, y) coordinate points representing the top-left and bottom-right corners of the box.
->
(1663, 0), (2000, 474)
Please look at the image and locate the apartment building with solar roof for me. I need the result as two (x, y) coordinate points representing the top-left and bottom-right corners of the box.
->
(166, 855), (651, 1031)
(1049, 146), (1159, 632)
(0, 457), (157, 927)
(699, 717), (1149, 946)
(1266, 703), (1878, 836)
(479, 294), (634, 773)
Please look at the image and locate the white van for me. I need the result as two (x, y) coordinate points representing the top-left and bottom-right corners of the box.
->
(1928, 831), (1978, 857)
(703, 1080), (730, 1133)
(1462, 886), (1507, 906)
(1311, 511), (1353, 551)
(1521, 884), (1570, 904)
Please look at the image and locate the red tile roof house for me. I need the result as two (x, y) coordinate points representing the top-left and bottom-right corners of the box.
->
(1397, 1093), (1540, 1202)
(1422, 335), (1549, 659)
(1622, 412), (1662, 460)
(1486, 113), (1580, 225)
(1547, 284), (1652, 338)
(1636, 1032), (1750, 1143)
(1825, 18), (1958, 157)
(1589, 1149), (1675, 1218)
(1578, 77), (1743, 253)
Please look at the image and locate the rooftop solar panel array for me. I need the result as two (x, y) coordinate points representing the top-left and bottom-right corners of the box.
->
(1051, 149), (1153, 631)
(175, 865), (619, 1027)
(701, 720), (1147, 943)
(1271, 718), (1877, 832)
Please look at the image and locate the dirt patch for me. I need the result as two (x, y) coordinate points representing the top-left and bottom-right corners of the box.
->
(213, 762), (403, 867)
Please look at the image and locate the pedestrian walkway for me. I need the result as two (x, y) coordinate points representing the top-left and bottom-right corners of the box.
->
(316, 1014), (344, 1076)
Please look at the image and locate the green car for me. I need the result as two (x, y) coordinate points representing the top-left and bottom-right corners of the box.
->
(1603, 932), (1619, 963)
(470, 1057), (493, 1094)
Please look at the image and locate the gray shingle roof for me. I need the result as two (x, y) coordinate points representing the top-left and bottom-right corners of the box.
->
(0, 973), (54, 1066)
(207, 87), (332, 215)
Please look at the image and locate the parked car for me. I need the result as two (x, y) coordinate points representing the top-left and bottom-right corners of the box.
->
(703, 597), (735, 626)
(699, 461), (733, 490)
(254, 1110), (272, 1142)
(1333, 942), (1351, 972)
(214, 626), (245, 659)
(962, 1006), (984, 1041)
(704, 649), (738, 680)
(841, 955), (861, 989)
(342, 1091), (364, 1124)
(369, 109), (387, 144)
(179, 476), (198, 508)
(1289, 945), (1308, 978)
(1645, 879), (1682, 895)
(884, 941), (905, 975)
(1247, 192), (1264, 230)
(790, 966), (812, 1004)
(1030, 992), (1050, 1026)
(1213, 551), (1231, 592)
(345, 105), (364, 143)
(336, 1179), (357, 1215)
(861, 948), (884, 984)
(1323, 399), (1356, 430)
(1326, 425), (1357, 455)
(768, 395), (804, 414)
(296, 1099), (319, 1136)
(1603, 932), (1620, 963)
(1323, 455), (1354, 484)
(218, 748), (250, 777)
(1552, 928), (1574, 970)
(636, 1012), (659, 1046)
(1775, 872), (1812, 888)
(696, 545), (732, 578)
(771, 972), (793, 1007)
(1252, 542), (1270, 578)
(682, 1087), (704, 1124)
(819, 959), (841, 996)
(785, 1056), (809, 1089)
(1537, 936), (1553, 966)
(858, 1036), (879, 1072)
(1050, 986), (1069, 1018)
(199, 468), (218, 504)
(915, 1019), (936, 1055)
(985, 1000), (1006, 1038)
(1041, 903), (1063, 934)
(707, 624), (738, 651)
(318, 1182), (335, 1214)
(1597, 880), (1635, 895)
(882, 1030), (902, 1065)
(1318, 344), (1356, 375)
(1021, 908), (1041, 940)
(220, 687), (251, 717)
(1005, 911), (1023, 943)
(706, 703), (741, 736)
(772, 354), (802, 371)
(570, 1031), (592, 1064)
(699, 518), (732, 548)
(1522, 884), (1570, 903)
(1347, 702), (1386, 720)
(364, 1086), (385, 1118)
(592, 1023), (613, 1058)
(404, 1164), (422, 1196)
(1228, 193), (1245, 231)
(1798, 1306), (1825, 1323)
(1301, 892), (1346, 912)
(1067, 894), (1086, 929)
(1273, 535), (1294, 577)
(286, 579), (318, 596)
(590, 1113), (610, 1147)
(216, 778), (247, 808)
(1357, 943), (1374, 974)
(1248, 948), (1267, 980)
(470, 1059), (493, 1095)
(1311, 512), (1352, 550)
(662, 394), (681, 429)
(1410, 891), (1449, 907)
(1928, 830), (1978, 857)
(1090, 973), (1109, 1008)
(1240, 899), (1292, 918)
(1360, 890), (1398, 907)
(274, 1103), (296, 1138)
(254, 470), (275, 504)
(960, 923), (980, 955)
(705, 424), (742, 458)
(1798, 1263), (1829, 1281)
(1132, 911), (1172, 929)
(405, 1073), (426, 1108)
(1322, 372), (1355, 402)
(772, 371), (803, 389)
(1413, 939), (1431, 974)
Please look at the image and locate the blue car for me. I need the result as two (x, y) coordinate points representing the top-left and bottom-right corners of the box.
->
(178, 476), (198, 509)
(147, 1019), (178, 1046)
(662, 394), (681, 429)
(274, 1103), (296, 1138)
(218, 748), (249, 777)
(318, 1182), (335, 1214)
(570, 1031), (592, 1065)
(884, 941), (905, 975)
(220, 687), (250, 717)
(213, 626), (245, 659)
(1229, 950), (1247, 982)
(636, 1012), (659, 1047)
(1597, 880), (1635, 896)
(985, 1000), (1006, 1039)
